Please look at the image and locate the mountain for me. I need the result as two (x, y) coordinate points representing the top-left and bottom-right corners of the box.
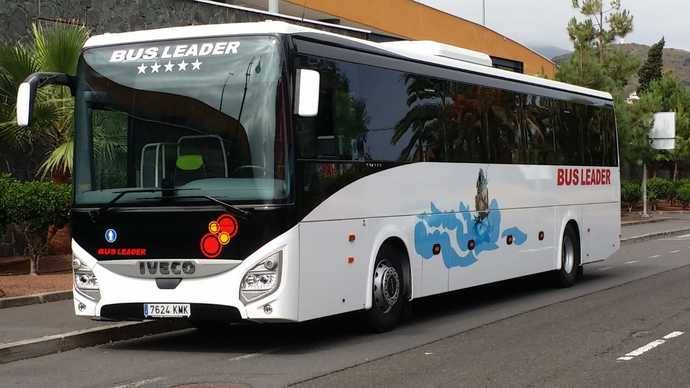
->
(552, 43), (690, 90)
(530, 45), (571, 59)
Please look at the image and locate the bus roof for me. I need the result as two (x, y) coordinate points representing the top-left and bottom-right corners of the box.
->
(83, 20), (613, 101)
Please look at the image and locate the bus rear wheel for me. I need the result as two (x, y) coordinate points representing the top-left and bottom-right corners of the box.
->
(555, 226), (580, 288)
(365, 256), (405, 332)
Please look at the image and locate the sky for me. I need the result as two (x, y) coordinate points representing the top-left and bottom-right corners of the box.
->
(417, 0), (689, 52)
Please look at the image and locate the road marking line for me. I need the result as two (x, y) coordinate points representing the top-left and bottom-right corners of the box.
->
(113, 377), (164, 388)
(624, 260), (639, 265)
(624, 339), (666, 357)
(617, 331), (684, 361)
(663, 331), (684, 339)
(669, 250), (680, 254)
(648, 255), (661, 259)
(227, 347), (281, 362)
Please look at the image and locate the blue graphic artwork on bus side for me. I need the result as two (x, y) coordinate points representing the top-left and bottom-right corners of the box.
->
(414, 169), (527, 269)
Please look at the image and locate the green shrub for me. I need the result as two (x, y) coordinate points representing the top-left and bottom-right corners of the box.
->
(0, 179), (71, 273)
(647, 177), (674, 202)
(677, 183), (690, 209)
(0, 174), (16, 229)
(621, 181), (641, 211)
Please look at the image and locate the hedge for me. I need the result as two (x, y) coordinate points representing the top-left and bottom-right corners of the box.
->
(0, 175), (71, 273)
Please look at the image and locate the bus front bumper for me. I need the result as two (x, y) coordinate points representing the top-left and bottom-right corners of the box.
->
(71, 226), (300, 323)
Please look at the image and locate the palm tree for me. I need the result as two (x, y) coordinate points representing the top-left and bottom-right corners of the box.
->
(0, 22), (89, 180)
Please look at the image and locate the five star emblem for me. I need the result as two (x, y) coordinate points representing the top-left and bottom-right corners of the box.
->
(164, 61), (174, 72)
(138, 59), (204, 75)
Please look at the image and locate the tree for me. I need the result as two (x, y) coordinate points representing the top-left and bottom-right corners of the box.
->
(638, 37), (665, 94)
(643, 74), (690, 180)
(0, 22), (89, 180)
(559, 0), (638, 94)
(569, 0), (634, 62)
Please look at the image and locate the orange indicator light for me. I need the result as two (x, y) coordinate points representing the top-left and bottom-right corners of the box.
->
(347, 256), (355, 264)
(218, 232), (231, 246)
(348, 233), (356, 242)
(209, 221), (220, 234)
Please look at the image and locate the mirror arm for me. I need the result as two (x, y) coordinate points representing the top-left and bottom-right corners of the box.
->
(24, 72), (76, 96)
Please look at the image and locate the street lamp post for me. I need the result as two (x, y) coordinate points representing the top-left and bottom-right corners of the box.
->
(482, 0), (486, 25)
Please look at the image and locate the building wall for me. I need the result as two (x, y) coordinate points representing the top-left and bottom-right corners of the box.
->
(0, 0), (367, 44)
(284, 0), (556, 77)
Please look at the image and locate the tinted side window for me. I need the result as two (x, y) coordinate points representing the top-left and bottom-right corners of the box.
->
(485, 88), (524, 164)
(357, 65), (412, 162)
(446, 83), (489, 163)
(524, 95), (556, 164)
(583, 105), (604, 166)
(554, 101), (583, 165)
(602, 107), (618, 166)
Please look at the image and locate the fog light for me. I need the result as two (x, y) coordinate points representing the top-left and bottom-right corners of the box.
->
(263, 304), (273, 314)
(78, 302), (86, 312)
(72, 257), (82, 270)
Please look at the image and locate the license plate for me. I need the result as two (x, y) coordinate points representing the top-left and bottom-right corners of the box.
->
(143, 303), (191, 318)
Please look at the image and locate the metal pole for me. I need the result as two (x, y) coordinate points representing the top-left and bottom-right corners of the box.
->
(268, 0), (279, 13)
(482, 0), (486, 25)
(642, 162), (649, 218)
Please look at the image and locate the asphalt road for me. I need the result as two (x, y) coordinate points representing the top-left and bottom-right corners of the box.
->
(3, 233), (690, 388)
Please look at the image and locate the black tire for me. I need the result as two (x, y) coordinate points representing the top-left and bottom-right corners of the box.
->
(554, 226), (580, 288)
(364, 252), (406, 333)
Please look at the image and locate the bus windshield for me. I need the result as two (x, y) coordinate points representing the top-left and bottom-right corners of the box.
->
(73, 36), (289, 206)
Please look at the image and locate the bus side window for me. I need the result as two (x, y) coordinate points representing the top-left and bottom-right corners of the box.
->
(446, 83), (487, 163)
(586, 105), (604, 166)
(554, 100), (583, 166)
(485, 88), (524, 164)
(602, 107), (618, 166)
(524, 95), (556, 165)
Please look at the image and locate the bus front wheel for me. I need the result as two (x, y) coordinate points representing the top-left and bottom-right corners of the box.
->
(364, 255), (405, 332)
(555, 226), (580, 288)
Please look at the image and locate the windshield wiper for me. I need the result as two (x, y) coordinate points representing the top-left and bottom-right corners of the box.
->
(162, 192), (250, 219)
(92, 187), (195, 217)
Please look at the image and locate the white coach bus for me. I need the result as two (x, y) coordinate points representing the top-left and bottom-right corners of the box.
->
(16, 21), (619, 331)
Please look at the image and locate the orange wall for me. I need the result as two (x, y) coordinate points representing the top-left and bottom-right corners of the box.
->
(286, 0), (555, 77)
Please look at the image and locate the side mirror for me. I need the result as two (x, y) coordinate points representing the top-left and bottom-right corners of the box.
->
(16, 82), (36, 126)
(295, 69), (320, 117)
(15, 72), (75, 127)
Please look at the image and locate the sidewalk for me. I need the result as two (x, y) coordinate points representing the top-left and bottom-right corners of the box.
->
(621, 213), (690, 242)
(2, 215), (690, 363)
(0, 300), (105, 344)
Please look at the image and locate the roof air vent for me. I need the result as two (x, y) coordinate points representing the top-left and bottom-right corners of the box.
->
(378, 40), (493, 67)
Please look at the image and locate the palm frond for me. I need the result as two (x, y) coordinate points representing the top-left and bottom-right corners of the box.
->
(38, 138), (73, 178)
(0, 44), (40, 102)
(32, 23), (90, 75)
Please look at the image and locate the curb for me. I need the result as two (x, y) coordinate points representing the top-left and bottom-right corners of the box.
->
(621, 227), (690, 246)
(621, 217), (671, 226)
(0, 319), (190, 364)
(0, 291), (72, 309)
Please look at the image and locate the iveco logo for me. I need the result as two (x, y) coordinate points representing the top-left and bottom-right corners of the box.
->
(138, 261), (196, 276)
(105, 228), (118, 244)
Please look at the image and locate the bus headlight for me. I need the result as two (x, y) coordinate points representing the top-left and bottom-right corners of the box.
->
(240, 251), (282, 304)
(75, 270), (99, 290)
(73, 257), (100, 301)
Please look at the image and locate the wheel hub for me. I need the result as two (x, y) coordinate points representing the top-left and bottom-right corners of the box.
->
(373, 260), (400, 313)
